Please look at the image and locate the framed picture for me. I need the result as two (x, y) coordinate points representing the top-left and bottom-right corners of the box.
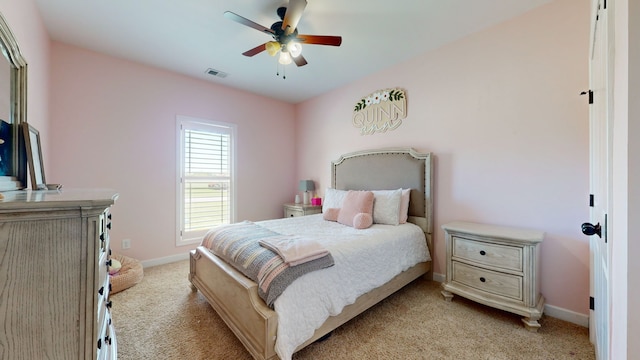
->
(21, 123), (46, 190)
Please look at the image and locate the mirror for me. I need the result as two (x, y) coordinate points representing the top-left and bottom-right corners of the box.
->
(0, 11), (27, 187)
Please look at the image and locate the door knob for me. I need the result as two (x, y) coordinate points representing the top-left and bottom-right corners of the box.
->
(581, 222), (602, 238)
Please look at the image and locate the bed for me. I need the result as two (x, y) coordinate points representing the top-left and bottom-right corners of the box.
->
(189, 147), (433, 359)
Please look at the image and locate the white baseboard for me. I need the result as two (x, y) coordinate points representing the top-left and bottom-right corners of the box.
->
(432, 271), (446, 283)
(140, 252), (190, 268)
(431, 272), (589, 328)
(543, 304), (589, 327)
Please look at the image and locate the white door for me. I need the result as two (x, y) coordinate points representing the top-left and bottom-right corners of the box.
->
(585, 0), (612, 359)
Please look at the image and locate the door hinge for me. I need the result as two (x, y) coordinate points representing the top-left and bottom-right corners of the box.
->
(604, 213), (608, 243)
(589, 194), (594, 207)
(590, 296), (595, 310)
(580, 90), (594, 104)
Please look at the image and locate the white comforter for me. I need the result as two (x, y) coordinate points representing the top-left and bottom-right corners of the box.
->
(257, 214), (430, 360)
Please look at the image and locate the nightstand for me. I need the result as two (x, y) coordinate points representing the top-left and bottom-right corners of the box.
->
(441, 221), (545, 331)
(283, 203), (322, 218)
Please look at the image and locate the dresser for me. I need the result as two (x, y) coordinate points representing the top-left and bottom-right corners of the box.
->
(0, 189), (119, 359)
(441, 221), (545, 331)
(283, 203), (322, 218)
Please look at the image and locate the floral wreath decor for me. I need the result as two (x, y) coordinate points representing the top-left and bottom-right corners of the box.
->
(352, 88), (407, 135)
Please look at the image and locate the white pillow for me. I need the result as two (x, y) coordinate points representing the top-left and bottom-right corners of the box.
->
(322, 188), (348, 213)
(399, 188), (411, 224)
(371, 189), (403, 225)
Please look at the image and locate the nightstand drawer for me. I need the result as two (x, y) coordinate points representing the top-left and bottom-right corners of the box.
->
(453, 236), (523, 272)
(285, 208), (304, 217)
(452, 261), (523, 300)
(283, 203), (322, 218)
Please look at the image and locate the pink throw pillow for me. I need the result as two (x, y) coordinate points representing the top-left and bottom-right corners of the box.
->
(323, 208), (340, 222)
(352, 213), (373, 229)
(337, 191), (374, 229)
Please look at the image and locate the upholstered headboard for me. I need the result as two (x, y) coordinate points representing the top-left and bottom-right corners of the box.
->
(331, 148), (433, 247)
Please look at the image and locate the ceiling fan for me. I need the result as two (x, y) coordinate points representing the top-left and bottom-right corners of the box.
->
(224, 0), (342, 67)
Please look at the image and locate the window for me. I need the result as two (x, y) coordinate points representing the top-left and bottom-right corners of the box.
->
(176, 116), (236, 245)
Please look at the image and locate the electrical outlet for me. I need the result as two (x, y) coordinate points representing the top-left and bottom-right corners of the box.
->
(122, 238), (131, 249)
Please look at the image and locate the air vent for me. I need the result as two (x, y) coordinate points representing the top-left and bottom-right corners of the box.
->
(205, 68), (228, 78)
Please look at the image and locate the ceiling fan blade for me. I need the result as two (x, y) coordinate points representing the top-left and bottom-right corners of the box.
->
(281, 0), (307, 35)
(293, 54), (308, 67)
(242, 43), (268, 57)
(224, 11), (274, 35)
(296, 34), (342, 46)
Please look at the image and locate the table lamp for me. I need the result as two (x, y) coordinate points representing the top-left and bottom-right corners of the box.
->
(299, 180), (315, 205)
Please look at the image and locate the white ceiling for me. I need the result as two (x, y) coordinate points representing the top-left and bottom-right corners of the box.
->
(34, 0), (553, 104)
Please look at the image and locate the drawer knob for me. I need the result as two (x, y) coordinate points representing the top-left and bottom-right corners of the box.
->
(479, 250), (486, 256)
(106, 259), (112, 267)
(107, 222), (112, 230)
(479, 277), (486, 283)
(97, 338), (102, 349)
(98, 286), (104, 296)
(106, 300), (113, 309)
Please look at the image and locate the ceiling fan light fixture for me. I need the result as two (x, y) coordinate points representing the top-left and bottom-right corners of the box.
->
(266, 41), (281, 56)
(288, 42), (302, 58)
(278, 51), (292, 65)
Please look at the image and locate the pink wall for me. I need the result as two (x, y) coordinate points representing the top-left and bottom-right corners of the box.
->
(48, 42), (297, 261)
(0, 0), (600, 319)
(295, 0), (590, 315)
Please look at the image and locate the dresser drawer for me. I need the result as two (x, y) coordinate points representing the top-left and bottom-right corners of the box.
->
(452, 261), (523, 300)
(453, 236), (523, 272)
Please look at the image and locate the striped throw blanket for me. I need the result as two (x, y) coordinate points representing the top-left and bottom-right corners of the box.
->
(201, 221), (334, 307)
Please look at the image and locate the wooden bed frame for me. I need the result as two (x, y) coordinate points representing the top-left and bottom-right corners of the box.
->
(189, 147), (433, 360)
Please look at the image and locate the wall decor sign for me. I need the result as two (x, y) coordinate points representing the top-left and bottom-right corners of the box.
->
(352, 88), (406, 135)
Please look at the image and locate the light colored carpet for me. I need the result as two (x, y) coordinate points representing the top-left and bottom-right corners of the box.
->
(111, 260), (594, 359)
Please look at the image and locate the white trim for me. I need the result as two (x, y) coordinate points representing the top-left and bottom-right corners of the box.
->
(140, 252), (190, 268)
(543, 304), (590, 328)
(432, 272), (588, 327)
(175, 115), (237, 247)
(432, 271), (445, 283)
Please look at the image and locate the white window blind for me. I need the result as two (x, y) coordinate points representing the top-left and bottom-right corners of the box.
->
(177, 116), (235, 244)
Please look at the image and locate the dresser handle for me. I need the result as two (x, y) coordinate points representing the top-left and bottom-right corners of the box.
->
(479, 250), (486, 256)
(97, 338), (102, 349)
(108, 213), (112, 220)
(106, 259), (112, 267)
(105, 335), (111, 345)
(100, 233), (105, 241)
(106, 300), (112, 309)
(107, 222), (112, 230)
(98, 286), (104, 296)
(479, 277), (486, 283)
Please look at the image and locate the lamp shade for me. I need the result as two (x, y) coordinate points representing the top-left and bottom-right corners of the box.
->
(278, 51), (292, 65)
(299, 180), (315, 192)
